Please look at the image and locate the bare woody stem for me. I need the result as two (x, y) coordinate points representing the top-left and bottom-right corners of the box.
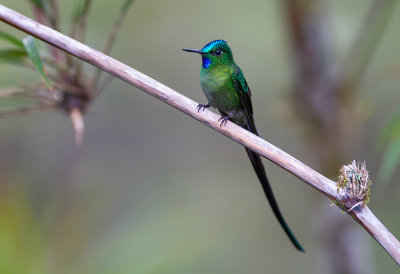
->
(0, 4), (399, 265)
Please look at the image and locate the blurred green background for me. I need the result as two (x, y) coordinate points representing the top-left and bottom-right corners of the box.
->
(0, 0), (400, 273)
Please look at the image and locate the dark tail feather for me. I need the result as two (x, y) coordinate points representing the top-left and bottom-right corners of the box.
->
(244, 135), (304, 252)
(221, 106), (304, 251)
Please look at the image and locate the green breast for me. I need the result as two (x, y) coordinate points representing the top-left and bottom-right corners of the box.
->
(200, 66), (242, 113)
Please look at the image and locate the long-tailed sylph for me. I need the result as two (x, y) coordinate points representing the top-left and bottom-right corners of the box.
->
(183, 40), (304, 252)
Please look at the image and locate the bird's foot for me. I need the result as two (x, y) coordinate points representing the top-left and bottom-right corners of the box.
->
(197, 103), (210, 112)
(218, 115), (230, 127)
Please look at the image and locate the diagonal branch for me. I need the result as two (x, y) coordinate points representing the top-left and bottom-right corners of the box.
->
(0, 4), (399, 265)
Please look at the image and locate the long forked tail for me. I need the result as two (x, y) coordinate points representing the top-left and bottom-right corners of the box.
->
(244, 146), (304, 252)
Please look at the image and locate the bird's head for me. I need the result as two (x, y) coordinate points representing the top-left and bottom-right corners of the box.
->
(183, 40), (233, 69)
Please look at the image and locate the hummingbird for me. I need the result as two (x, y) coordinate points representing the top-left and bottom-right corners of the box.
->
(183, 40), (304, 252)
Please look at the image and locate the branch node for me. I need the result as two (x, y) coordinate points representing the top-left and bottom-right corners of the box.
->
(337, 160), (372, 211)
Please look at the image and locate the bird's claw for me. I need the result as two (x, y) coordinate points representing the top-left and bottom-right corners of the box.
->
(197, 103), (210, 112)
(218, 115), (230, 127)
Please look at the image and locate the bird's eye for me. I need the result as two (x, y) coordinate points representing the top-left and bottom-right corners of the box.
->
(214, 49), (222, 56)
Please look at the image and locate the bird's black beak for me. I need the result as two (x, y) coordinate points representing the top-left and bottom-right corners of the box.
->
(182, 48), (204, 54)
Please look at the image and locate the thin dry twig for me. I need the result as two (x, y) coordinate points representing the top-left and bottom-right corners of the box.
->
(92, 0), (135, 92)
(0, 4), (399, 265)
(102, 0), (134, 57)
(97, 73), (114, 96)
(49, 0), (59, 31)
(70, 0), (92, 42)
(73, 0), (92, 79)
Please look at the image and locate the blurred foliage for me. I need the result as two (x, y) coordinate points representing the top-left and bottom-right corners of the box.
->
(22, 36), (51, 87)
(0, 49), (27, 65)
(0, 30), (24, 48)
(0, 184), (49, 274)
(0, 0), (134, 143)
(0, 31), (28, 66)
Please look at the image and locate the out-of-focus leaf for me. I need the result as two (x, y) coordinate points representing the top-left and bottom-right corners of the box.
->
(378, 140), (400, 183)
(0, 184), (48, 273)
(0, 49), (27, 65)
(0, 31), (24, 49)
(121, 0), (135, 11)
(22, 36), (51, 88)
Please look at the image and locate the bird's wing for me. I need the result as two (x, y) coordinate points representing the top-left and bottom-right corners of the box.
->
(231, 65), (258, 134)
